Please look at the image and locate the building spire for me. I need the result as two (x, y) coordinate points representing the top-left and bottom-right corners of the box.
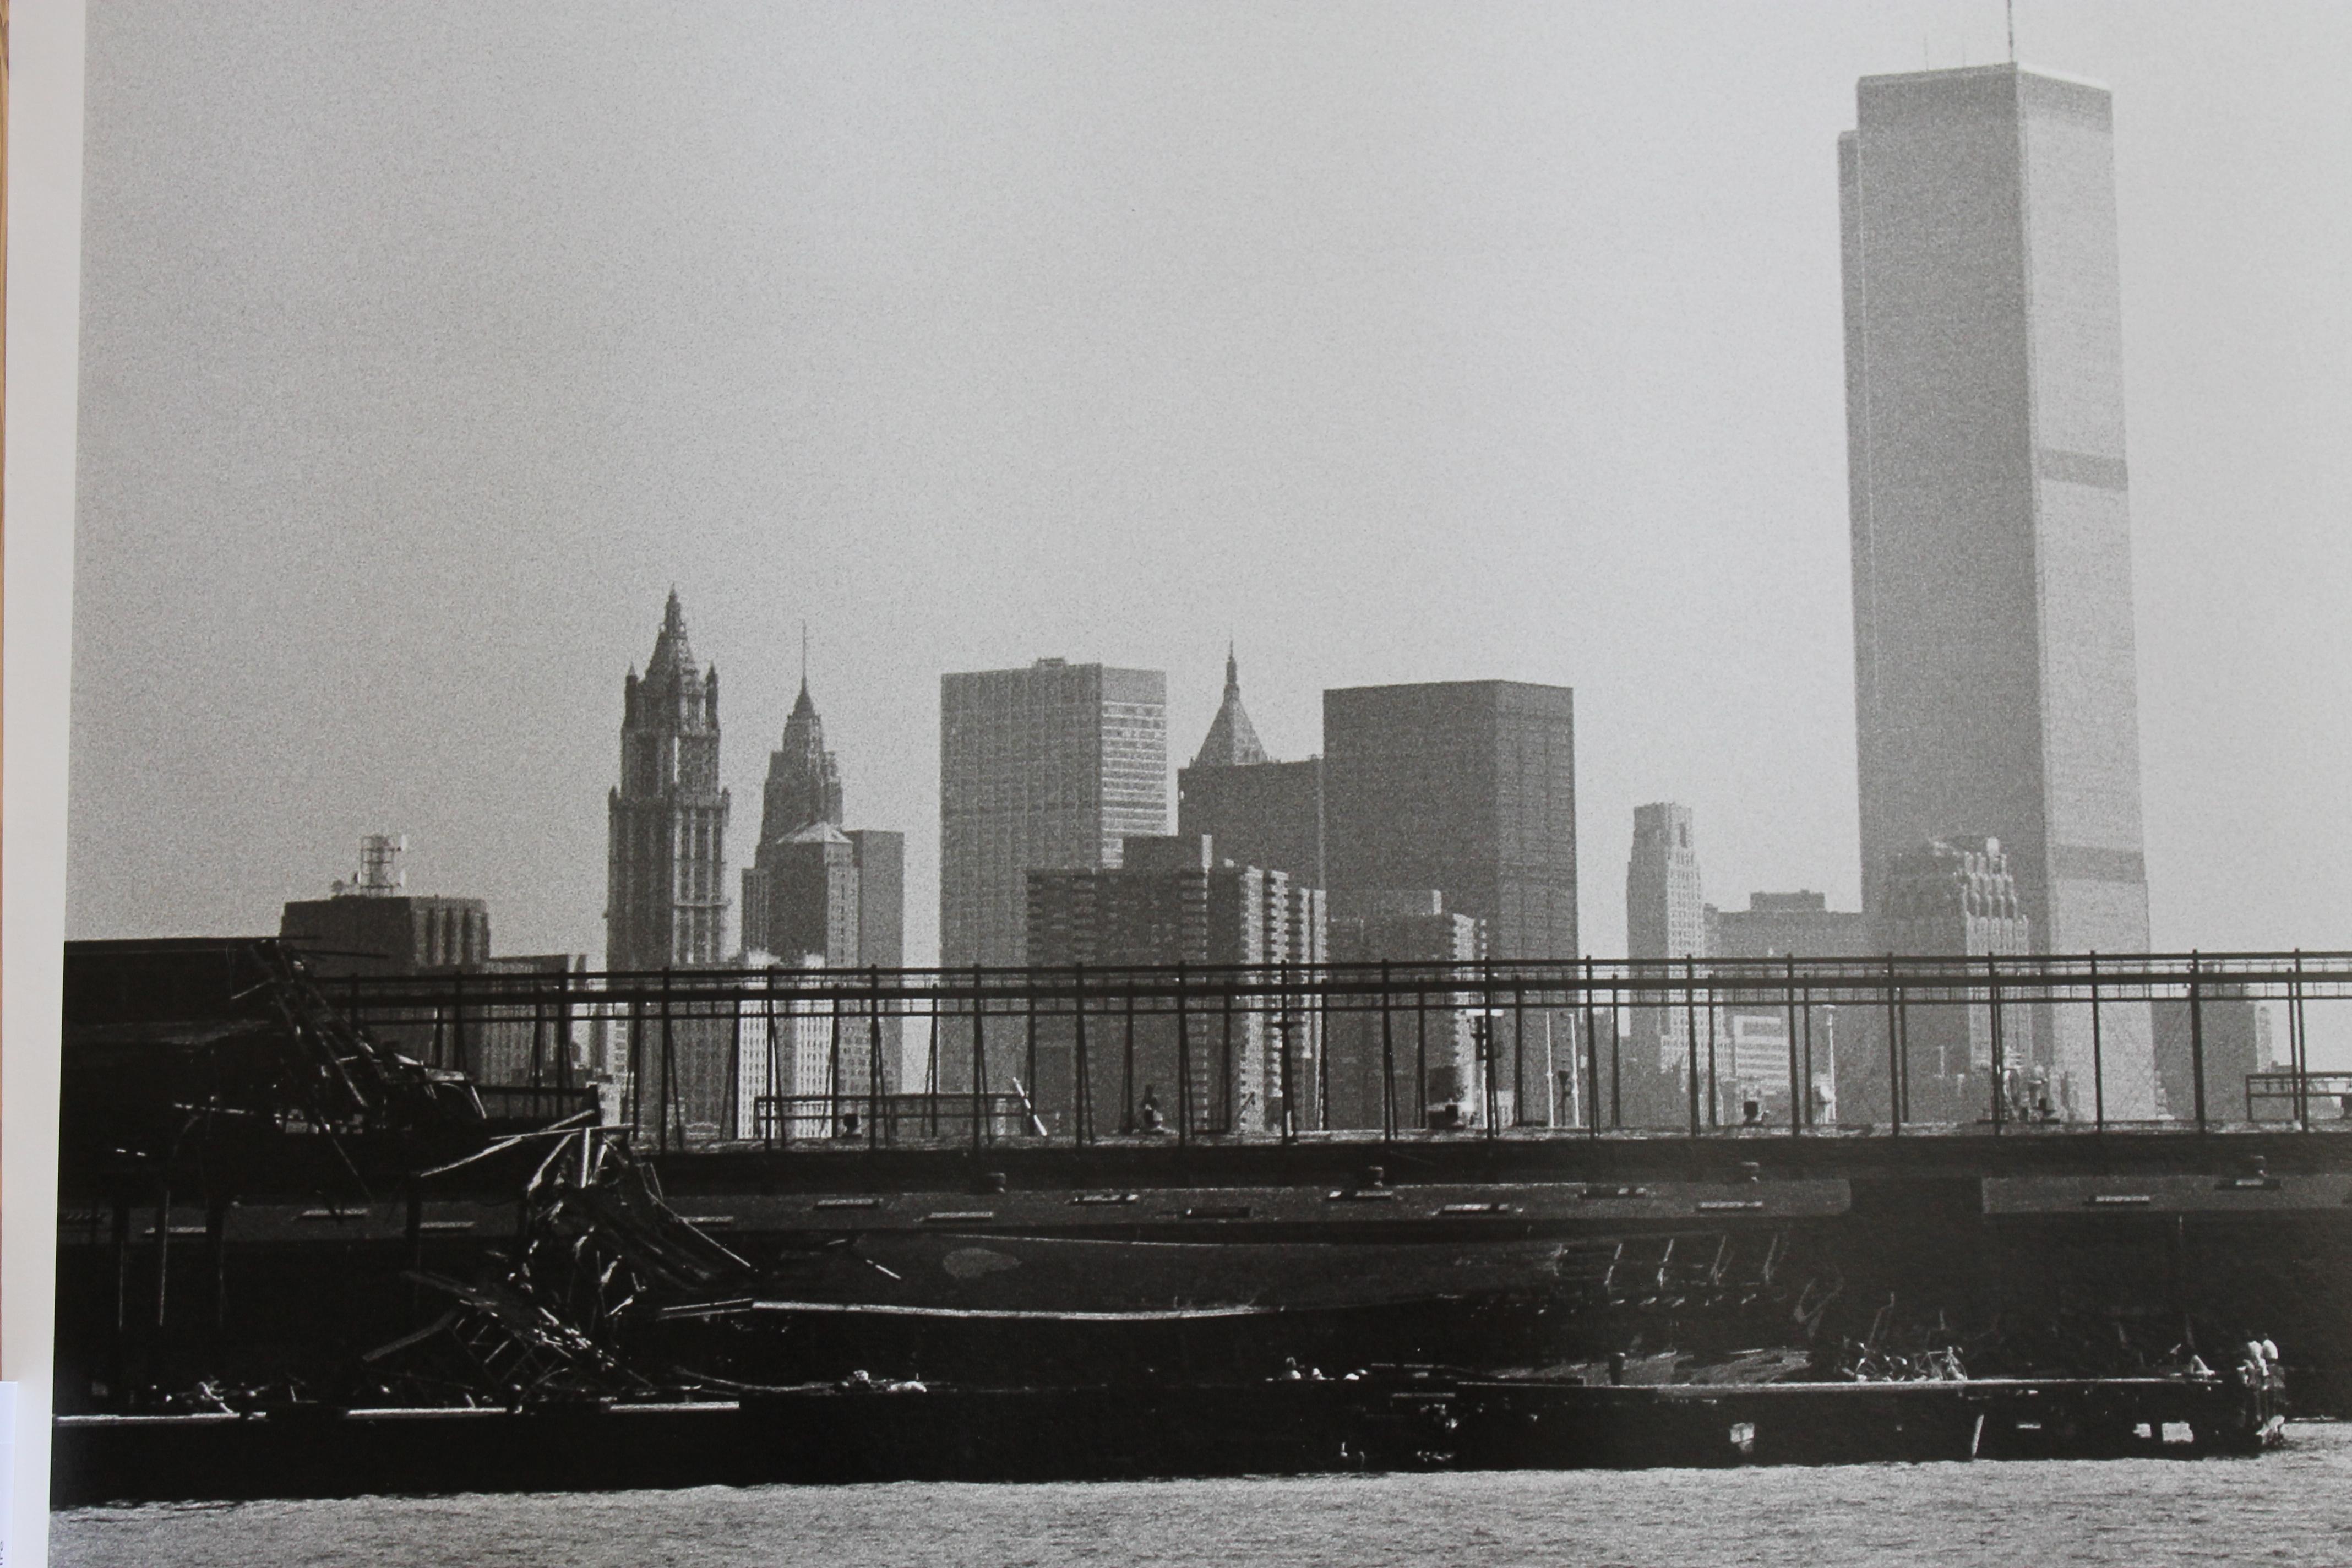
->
(1189, 647), (1269, 771)
(645, 587), (699, 686)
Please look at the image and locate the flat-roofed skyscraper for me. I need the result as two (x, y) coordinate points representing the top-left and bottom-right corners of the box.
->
(940, 659), (1167, 970)
(1842, 63), (2157, 1118)
(1625, 803), (1707, 1124)
(1323, 681), (1576, 962)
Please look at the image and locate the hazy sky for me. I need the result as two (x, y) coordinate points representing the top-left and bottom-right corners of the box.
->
(67, 2), (2352, 983)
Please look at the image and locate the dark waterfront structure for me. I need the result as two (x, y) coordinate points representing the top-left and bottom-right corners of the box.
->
(1842, 64), (2157, 1117)
(1025, 834), (1325, 1136)
(606, 590), (731, 971)
(1323, 680), (1576, 963)
(1175, 650), (1326, 890)
(53, 939), (2352, 1472)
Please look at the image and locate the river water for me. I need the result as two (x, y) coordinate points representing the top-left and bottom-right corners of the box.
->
(55, 1420), (2352, 1567)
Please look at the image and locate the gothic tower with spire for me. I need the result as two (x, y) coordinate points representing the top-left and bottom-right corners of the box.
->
(741, 668), (856, 966)
(606, 590), (732, 971)
(740, 656), (907, 1090)
(739, 660), (905, 972)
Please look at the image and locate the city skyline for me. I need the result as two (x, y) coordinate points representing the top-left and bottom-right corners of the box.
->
(61, 8), (2352, 1060)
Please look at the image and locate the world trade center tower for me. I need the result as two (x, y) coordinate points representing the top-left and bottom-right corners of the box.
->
(1841, 65), (2157, 1119)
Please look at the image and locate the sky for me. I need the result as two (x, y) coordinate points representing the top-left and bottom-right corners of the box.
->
(66, 3), (2352, 1000)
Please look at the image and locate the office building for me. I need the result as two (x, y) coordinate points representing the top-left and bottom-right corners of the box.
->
(1026, 835), (1323, 1137)
(471, 952), (590, 1092)
(1323, 681), (1575, 962)
(2154, 987), (2268, 1127)
(731, 957), (871, 1142)
(1711, 891), (1868, 965)
(1874, 837), (2034, 1124)
(1841, 63), (2155, 1117)
(1177, 649), (1325, 889)
(1325, 890), (1484, 1130)
(940, 659), (1168, 971)
(280, 835), (489, 979)
(280, 835), (489, 1069)
(1622, 804), (1707, 1126)
(1709, 892), (1870, 1126)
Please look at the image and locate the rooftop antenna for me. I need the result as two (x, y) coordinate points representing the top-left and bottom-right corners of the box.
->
(333, 834), (406, 898)
(800, 619), (809, 694)
(2007, 0), (2017, 63)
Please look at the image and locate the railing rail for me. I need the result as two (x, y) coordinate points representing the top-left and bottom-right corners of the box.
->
(314, 951), (2351, 1149)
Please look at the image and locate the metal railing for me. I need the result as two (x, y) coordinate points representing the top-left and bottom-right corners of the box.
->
(322, 950), (2352, 1150)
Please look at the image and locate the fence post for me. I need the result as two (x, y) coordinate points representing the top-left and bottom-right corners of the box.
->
(1785, 956), (1802, 1137)
(1582, 957), (1601, 1137)
(972, 966), (987, 1152)
(1278, 962), (1295, 1145)
(1415, 979), (1429, 1132)
(1886, 955), (1901, 1136)
(1514, 983), (1528, 1130)
(2089, 952), (2104, 1133)
(1988, 954), (2004, 1134)
(1380, 960), (1396, 1142)
(1706, 978), (1719, 1130)
(2292, 950), (2309, 1133)
(1610, 978), (1623, 1130)
(1175, 961), (1191, 1146)
(1684, 959), (1701, 1137)
(869, 967), (884, 1150)
(1072, 962), (1091, 1146)
(2188, 951), (2207, 1134)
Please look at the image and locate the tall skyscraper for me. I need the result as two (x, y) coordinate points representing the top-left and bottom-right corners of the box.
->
(1322, 682), (1576, 962)
(939, 659), (1168, 970)
(606, 590), (732, 972)
(1842, 64), (2156, 1117)
(1177, 649), (1325, 889)
(1624, 803), (1707, 1125)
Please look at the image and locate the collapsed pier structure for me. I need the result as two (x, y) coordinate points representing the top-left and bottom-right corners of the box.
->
(51, 938), (2347, 1493)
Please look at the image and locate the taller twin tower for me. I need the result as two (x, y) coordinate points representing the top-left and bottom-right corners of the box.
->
(1842, 64), (2156, 1114)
